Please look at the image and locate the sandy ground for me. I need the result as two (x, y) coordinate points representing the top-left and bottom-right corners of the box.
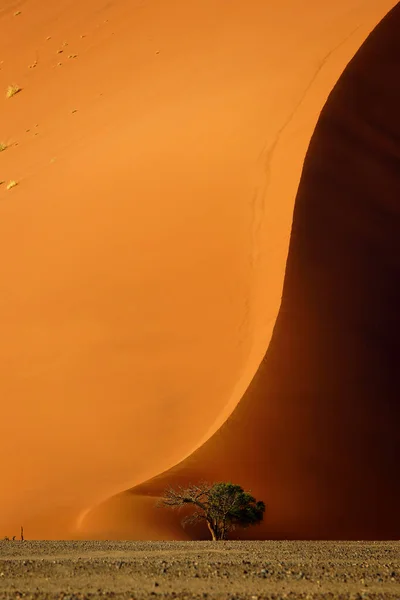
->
(0, 541), (399, 599)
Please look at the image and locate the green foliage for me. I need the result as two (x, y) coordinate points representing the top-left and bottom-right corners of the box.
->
(208, 482), (265, 529)
(160, 481), (265, 540)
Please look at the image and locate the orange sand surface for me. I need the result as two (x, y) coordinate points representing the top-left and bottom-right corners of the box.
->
(0, 0), (397, 539)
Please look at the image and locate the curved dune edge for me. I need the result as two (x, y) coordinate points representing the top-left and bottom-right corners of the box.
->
(0, 1), (396, 540)
(80, 2), (399, 540)
(0, 0), (310, 538)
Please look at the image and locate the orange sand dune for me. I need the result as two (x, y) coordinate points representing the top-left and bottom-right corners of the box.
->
(83, 3), (400, 541)
(0, 0), (397, 539)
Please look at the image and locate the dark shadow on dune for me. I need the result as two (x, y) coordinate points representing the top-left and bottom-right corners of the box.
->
(84, 3), (400, 540)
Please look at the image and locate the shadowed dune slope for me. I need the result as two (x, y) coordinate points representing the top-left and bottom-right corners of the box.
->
(0, 0), (396, 539)
(82, 3), (400, 540)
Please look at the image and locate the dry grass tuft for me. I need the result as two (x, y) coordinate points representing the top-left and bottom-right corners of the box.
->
(6, 180), (18, 190)
(0, 142), (7, 152)
(6, 84), (22, 99)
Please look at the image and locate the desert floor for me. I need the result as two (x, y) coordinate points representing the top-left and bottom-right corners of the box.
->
(0, 540), (399, 599)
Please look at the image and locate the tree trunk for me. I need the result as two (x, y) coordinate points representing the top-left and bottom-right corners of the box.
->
(207, 521), (218, 541)
(220, 518), (227, 540)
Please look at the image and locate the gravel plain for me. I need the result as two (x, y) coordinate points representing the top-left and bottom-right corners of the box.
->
(0, 540), (399, 600)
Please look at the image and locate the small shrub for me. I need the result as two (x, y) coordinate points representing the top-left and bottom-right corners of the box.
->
(6, 180), (18, 190)
(6, 84), (22, 99)
(0, 142), (7, 152)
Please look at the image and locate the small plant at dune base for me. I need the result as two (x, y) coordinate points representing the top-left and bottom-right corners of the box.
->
(1, 527), (23, 541)
(6, 180), (18, 190)
(6, 84), (22, 99)
(160, 482), (265, 541)
(0, 142), (7, 152)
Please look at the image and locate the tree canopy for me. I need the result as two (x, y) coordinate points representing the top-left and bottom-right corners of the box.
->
(160, 482), (265, 540)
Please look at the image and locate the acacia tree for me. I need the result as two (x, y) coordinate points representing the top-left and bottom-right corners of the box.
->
(160, 482), (265, 540)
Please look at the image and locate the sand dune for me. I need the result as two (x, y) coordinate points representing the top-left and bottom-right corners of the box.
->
(0, 0), (397, 539)
(81, 3), (400, 540)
